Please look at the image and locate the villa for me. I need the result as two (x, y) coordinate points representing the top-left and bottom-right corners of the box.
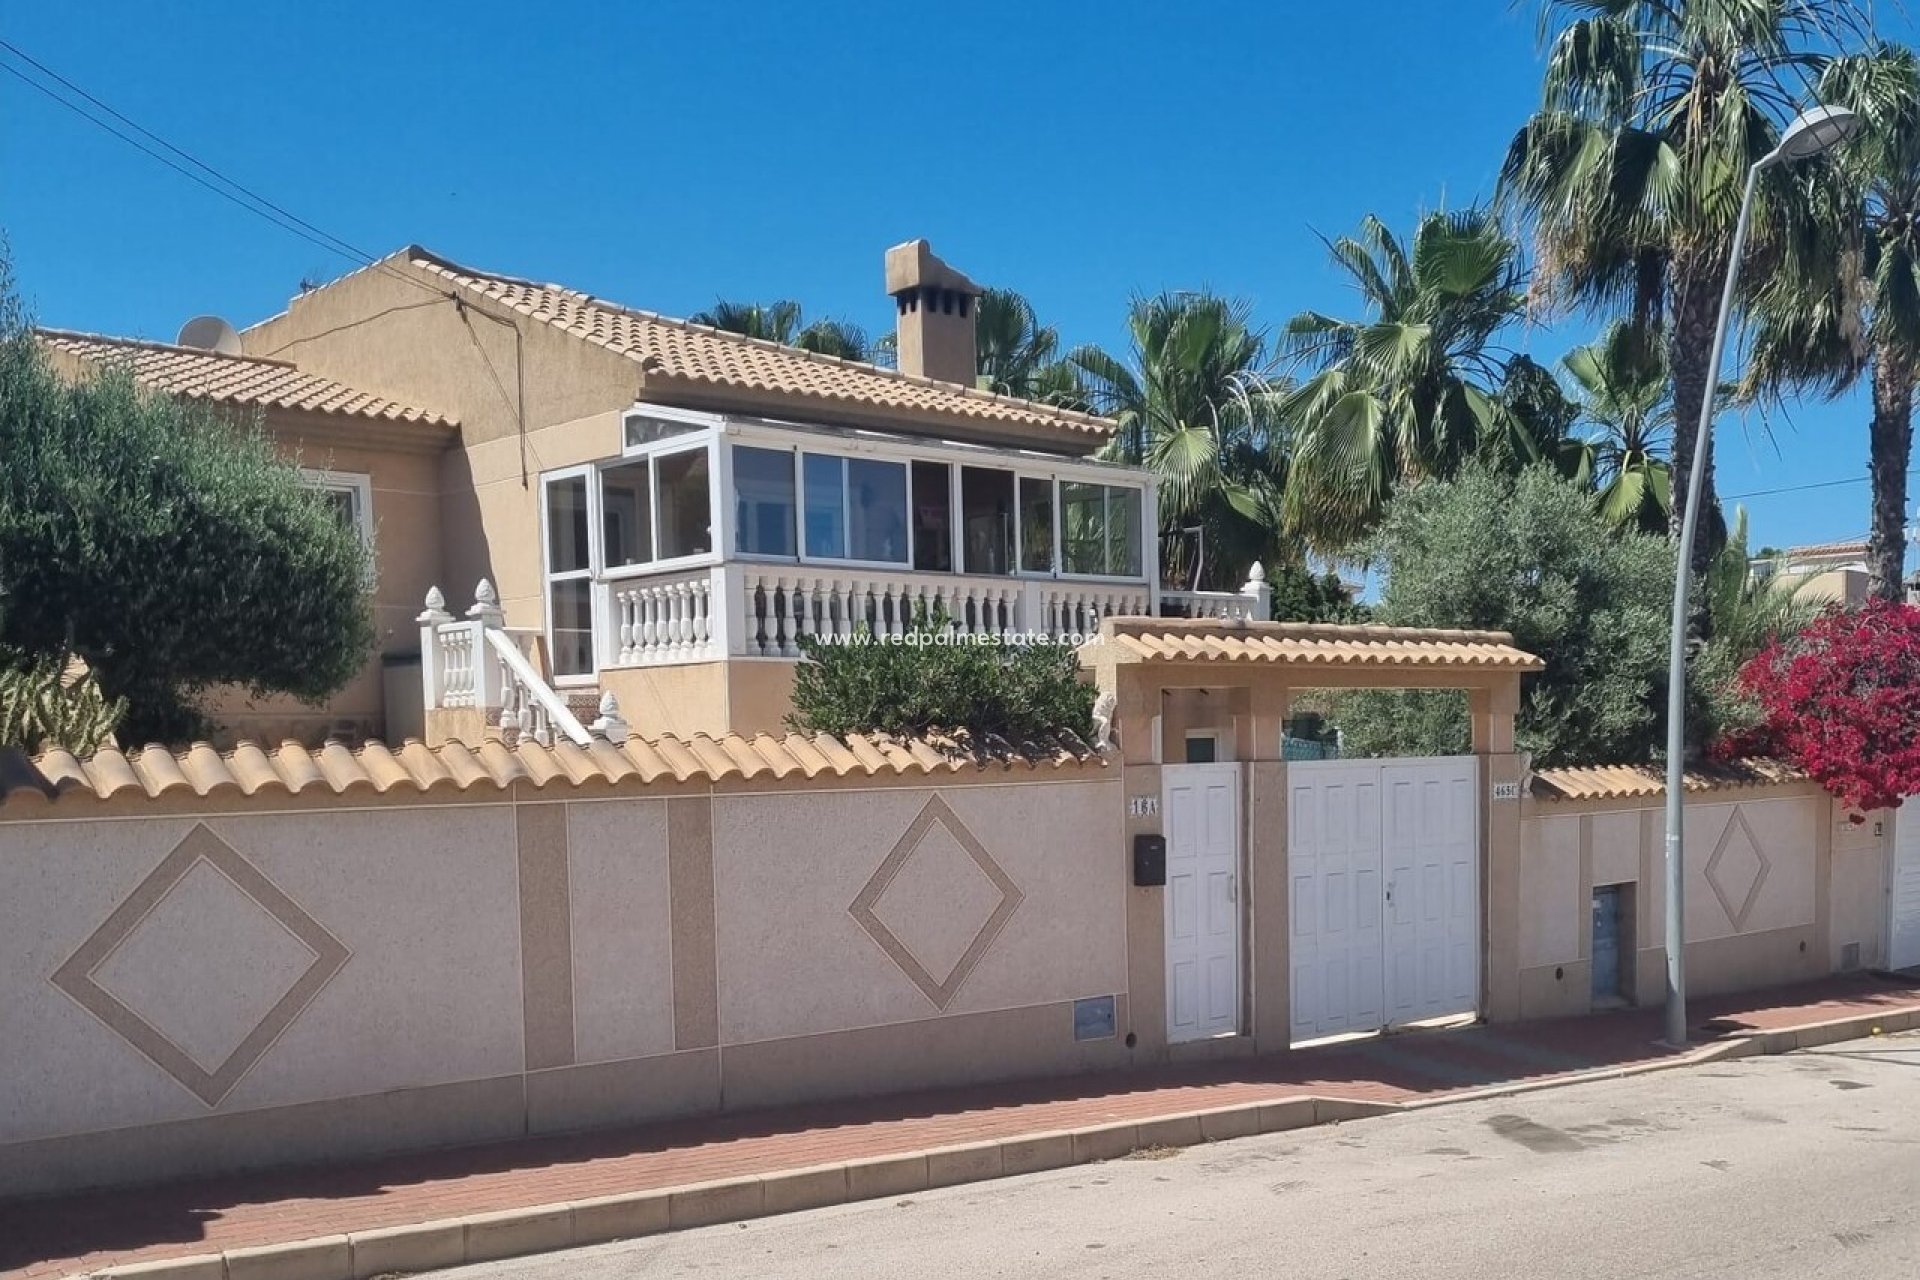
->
(42, 241), (1267, 746)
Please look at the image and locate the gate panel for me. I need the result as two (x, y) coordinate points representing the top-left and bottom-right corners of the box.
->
(1288, 761), (1385, 1040)
(1290, 756), (1479, 1042)
(1164, 764), (1242, 1043)
(1383, 759), (1479, 1026)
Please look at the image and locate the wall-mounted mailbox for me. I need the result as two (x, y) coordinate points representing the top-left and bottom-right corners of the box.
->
(1133, 833), (1167, 887)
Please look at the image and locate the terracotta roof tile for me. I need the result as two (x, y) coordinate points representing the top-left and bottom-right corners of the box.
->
(408, 248), (1115, 444)
(1782, 538), (1869, 560)
(0, 733), (1103, 809)
(37, 328), (457, 430)
(1530, 758), (1808, 802)
(1101, 620), (1543, 671)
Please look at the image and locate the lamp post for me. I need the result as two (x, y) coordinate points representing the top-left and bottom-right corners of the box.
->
(1663, 103), (1861, 1048)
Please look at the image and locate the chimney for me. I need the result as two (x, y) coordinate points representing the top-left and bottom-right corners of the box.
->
(886, 239), (981, 386)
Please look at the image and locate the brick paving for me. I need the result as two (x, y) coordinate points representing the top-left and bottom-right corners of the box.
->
(6, 974), (1917, 1279)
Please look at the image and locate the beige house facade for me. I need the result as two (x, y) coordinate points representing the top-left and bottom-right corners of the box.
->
(39, 240), (1286, 749)
(1750, 537), (1873, 608)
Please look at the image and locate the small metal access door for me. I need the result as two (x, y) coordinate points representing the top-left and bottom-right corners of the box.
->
(1162, 763), (1243, 1043)
(1892, 806), (1920, 971)
(1289, 757), (1480, 1041)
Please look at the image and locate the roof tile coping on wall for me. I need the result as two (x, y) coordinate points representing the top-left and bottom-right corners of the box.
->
(1530, 757), (1810, 802)
(1097, 617), (1544, 671)
(35, 328), (459, 430)
(0, 732), (1108, 809)
(403, 247), (1117, 442)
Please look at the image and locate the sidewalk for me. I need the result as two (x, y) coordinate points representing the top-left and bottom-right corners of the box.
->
(9, 974), (1919, 1280)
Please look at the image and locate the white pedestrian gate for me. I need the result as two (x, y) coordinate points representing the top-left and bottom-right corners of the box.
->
(1163, 763), (1242, 1043)
(1289, 756), (1480, 1041)
(1891, 806), (1920, 971)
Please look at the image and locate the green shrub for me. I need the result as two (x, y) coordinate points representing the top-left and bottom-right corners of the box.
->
(0, 257), (375, 745)
(786, 610), (1094, 745)
(1331, 464), (1674, 767)
(1267, 561), (1368, 623)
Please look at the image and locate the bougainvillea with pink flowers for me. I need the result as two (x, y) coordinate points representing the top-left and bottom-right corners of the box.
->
(1724, 599), (1920, 813)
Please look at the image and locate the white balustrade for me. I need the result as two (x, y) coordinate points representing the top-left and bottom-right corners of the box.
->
(734, 567), (1149, 657)
(1162, 564), (1272, 623)
(611, 570), (719, 666)
(421, 582), (591, 746)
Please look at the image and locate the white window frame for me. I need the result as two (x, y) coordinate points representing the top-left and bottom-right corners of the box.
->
(1059, 479), (1146, 580)
(602, 428), (723, 581)
(719, 417), (1153, 585)
(539, 465), (600, 685)
(301, 468), (374, 547)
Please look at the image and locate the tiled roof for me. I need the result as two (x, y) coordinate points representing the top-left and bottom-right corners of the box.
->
(1530, 758), (1808, 802)
(37, 329), (457, 430)
(1103, 621), (1544, 671)
(406, 248), (1116, 442)
(1783, 538), (1869, 560)
(0, 733), (1104, 808)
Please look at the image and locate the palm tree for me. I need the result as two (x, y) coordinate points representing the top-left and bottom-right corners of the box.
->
(689, 299), (874, 361)
(1559, 321), (1674, 534)
(1748, 46), (1920, 601)
(973, 287), (1087, 405)
(1500, 0), (1870, 597)
(1066, 293), (1290, 590)
(1279, 209), (1532, 551)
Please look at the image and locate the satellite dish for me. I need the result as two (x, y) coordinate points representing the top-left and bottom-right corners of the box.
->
(175, 315), (243, 355)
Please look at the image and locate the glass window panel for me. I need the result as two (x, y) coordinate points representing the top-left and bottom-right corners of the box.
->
(624, 414), (703, 448)
(321, 486), (359, 532)
(1018, 476), (1054, 573)
(911, 461), (953, 573)
(545, 474), (591, 573)
(961, 467), (1016, 575)
(848, 458), (909, 563)
(1060, 480), (1107, 576)
(550, 579), (595, 677)
(733, 446), (796, 557)
(655, 449), (713, 559)
(599, 461), (653, 568)
(1108, 486), (1143, 577)
(803, 453), (846, 558)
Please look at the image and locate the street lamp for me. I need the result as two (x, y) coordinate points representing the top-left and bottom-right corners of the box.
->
(1662, 103), (1862, 1048)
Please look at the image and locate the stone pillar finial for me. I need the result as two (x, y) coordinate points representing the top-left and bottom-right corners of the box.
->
(418, 585), (452, 625)
(590, 691), (631, 742)
(467, 578), (505, 627)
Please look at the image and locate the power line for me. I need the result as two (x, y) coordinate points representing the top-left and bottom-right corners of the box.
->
(1723, 475), (1868, 500)
(0, 42), (449, 306)
(0, 37), (378, 268)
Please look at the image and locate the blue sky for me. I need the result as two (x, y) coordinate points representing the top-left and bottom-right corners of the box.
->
(3, 1), (1911, 554)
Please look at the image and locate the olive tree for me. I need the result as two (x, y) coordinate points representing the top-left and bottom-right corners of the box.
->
(0, 265), (375, 746)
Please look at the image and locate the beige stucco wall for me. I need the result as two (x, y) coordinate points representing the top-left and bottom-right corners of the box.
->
(0, 762), (1124, 1196)
(1511, 786), (1874, 1021)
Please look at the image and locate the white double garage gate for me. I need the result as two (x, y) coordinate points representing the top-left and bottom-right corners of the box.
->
(1163, 757), (1480, 1046)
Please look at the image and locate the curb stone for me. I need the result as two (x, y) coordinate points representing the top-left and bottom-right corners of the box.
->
(82, 1004), (1919, 1280)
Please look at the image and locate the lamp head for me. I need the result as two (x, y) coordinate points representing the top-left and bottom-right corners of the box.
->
(1774, 104), (1863, 164)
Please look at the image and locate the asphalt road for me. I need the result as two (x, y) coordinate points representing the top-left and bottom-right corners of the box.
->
(439, 1030), (1920, 1279)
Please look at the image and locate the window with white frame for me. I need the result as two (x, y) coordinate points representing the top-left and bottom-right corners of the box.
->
(543, 470), (596, 678)
(726, 436), (1145, 581)
(1061, 481), (1143, 577)
(800, 452), (910, 565)
(733, 446), (796, 557)
(301, 469), (374, 547)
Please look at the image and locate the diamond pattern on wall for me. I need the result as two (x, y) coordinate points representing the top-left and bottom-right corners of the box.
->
(849, 795), (1024, 1010)
(50, 824), (350, 1107)
(1704, 807), (1771, 933)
